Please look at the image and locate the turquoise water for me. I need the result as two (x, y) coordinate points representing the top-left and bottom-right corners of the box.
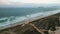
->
(0, 7), (59, 27)
(0, 7), (58, 18)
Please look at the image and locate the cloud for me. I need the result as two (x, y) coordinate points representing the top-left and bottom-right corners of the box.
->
(0, 0), (60, 5)
(20, 0), (60, 4)
(0, 0), (24, 5)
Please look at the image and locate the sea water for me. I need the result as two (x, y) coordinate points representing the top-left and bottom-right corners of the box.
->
(0, 7), (59, 28)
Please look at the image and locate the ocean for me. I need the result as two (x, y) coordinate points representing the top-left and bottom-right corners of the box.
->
(0, 7), (59, 27)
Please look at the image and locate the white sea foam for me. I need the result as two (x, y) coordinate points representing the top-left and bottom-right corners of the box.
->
(0, 10), (60, 28)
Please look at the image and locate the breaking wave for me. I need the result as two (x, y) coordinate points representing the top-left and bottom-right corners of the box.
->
(0, 10), (60, 27)
(0, 12), (43, 26)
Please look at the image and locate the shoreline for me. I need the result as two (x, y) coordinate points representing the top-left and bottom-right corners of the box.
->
(0, 10), (60, 30)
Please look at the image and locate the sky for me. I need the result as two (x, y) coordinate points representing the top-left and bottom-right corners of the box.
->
(0, 0), (60, 5)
